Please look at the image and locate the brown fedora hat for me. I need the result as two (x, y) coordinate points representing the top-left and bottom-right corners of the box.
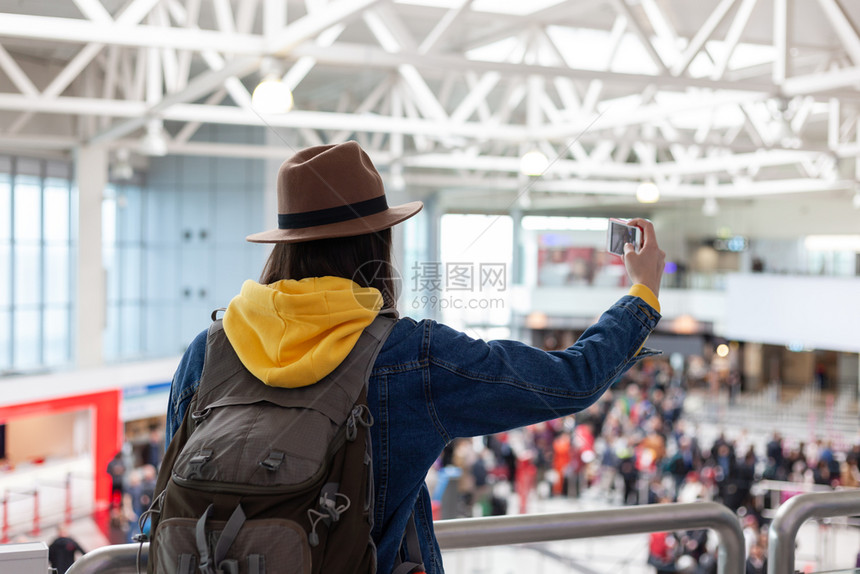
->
(247, 141), (423, 243)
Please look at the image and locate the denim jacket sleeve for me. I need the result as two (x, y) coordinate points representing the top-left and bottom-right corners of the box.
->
(165, 328), (208, 447)
(426, 294), (660, 440)
(372, 294), (660, 574)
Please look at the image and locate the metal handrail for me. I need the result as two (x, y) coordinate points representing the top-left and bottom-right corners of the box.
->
(66, 543), (147, 574)
(67, 501), (745, 574)
(435, 501), (744, 574)
(768, 489), (860, 574)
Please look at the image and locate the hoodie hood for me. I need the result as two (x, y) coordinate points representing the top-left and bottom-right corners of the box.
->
(222, 276), (382, 388)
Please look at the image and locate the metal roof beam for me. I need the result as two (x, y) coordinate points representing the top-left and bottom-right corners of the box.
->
(672, 0), (739, 77)
(288, 42), (775, 92)
(533, 177), (849, 198)
(0, 13), (265, 53)
(90, 0), (380, 145)
(608, 0), (669, 75)
(711, 0), (758, 80)
(816, 0), (860, 67)
(0, 43), (38, 97)
(72, 0), (113, 23)
(269, 0), (384, 55)
(419, 0), (474, 55)
(782, 66), (860, 96)
(773, 0), (791, 85)
(538, 91), (767, 139)
(5, 0), (162, 135)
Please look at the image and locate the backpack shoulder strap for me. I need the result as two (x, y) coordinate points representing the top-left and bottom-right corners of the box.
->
(191, 312), (397, 424)
(393, 513), (425, 574)
(333, 312), (397, 403)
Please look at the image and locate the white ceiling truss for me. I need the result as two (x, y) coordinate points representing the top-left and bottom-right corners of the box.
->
(0, 0), (859, 209)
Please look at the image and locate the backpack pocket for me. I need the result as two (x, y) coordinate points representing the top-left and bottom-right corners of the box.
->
(153, 510), (312, 574)
(174, 399), (340, 489)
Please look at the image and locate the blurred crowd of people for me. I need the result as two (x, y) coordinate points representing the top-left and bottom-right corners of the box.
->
(427, 355), (860, 574)
(105, 426), (163, 545)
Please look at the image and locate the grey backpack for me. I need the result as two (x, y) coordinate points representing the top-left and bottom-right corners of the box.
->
(144, 312), (422, 574)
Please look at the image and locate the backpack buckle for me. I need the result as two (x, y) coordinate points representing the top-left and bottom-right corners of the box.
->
(191, 408), (212, 425)
(346, 414), (357, 441)
(259, 451), (285, 471)
(188, 448), (213, 478)
(346, 405), (373, 442)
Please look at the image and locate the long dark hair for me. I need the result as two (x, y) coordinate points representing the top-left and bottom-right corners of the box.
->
(259, 228), (398, 309)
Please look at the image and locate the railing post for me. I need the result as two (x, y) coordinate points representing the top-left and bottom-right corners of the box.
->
(32, 489), (40, 537)
(65, 473), (73, 525)
(768, 489), (860, 574)
(1, 494), (8, 544)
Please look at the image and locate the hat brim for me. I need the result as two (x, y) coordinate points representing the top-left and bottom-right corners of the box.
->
(246, 201), (423, 244)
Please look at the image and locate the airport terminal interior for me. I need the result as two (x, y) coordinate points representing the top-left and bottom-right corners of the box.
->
(1, 0), (860, 572)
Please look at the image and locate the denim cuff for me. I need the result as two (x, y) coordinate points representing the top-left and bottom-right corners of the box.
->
(617, 294), (662, 331)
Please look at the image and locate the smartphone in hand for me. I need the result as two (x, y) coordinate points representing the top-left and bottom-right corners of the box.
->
(607, 218), (642, 256)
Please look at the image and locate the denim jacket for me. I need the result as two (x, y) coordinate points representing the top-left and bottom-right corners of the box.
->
(166, 294), (660, 573)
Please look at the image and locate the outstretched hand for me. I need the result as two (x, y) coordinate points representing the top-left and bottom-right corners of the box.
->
(622, 218), (666, 297)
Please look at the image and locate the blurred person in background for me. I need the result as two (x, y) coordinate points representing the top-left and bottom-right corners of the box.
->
(47, 525), (85, 574)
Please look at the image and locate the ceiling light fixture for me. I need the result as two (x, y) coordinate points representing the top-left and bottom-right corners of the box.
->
(111, 148), (134, 180)
(519, 150), (549, 177)
(252, 75), (293, 114)
(702, 196), (719, 217)
(138, 119), (168, 157)
(251, 56), (293, 114)
(672, 314), (699, 335)
(636, 181), (660, 204)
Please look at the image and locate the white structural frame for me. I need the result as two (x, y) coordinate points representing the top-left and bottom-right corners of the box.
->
(0, 0), (859, 203)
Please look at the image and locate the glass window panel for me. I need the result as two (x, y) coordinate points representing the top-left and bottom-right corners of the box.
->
(146, 246), (178, 301)
(16, 158), (41, 176)
(0, 310), (9, 371)
(122, 247), (143, 300)
(180, 301), (211, 346)
(45, 161), (70, 179)
(0, 178), (10, 240)
(13, 308), (40, 369)
(146, 303), (181, 356)
(213, 246), (248, 305)
(103, 246), (119, 304)
(0, 244), (9, 307)
(212, 190), (248, 244)
(13, 176), (42, 241)
(181, 156), (212, 188)
(180, 190), (212, 242)
(43, 306), (70, 365)
(180, 246), (210, 290)
(102, 194), (117, 245)
(103, 303), (120, 362)
(117, 186), (143, 243)
(214, 158), (245, 186)
(120, 303), (142, 357)
(146, 187), (180, 246)
(44, 245), (71, 305)
(14, 245), (40, 306)
(44, 181), (70, 242)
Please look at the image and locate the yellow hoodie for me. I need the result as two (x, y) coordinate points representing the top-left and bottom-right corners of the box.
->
(222, 276), (382, 388)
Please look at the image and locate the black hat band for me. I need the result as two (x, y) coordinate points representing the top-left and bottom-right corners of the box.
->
(277, 195), (389, 229)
